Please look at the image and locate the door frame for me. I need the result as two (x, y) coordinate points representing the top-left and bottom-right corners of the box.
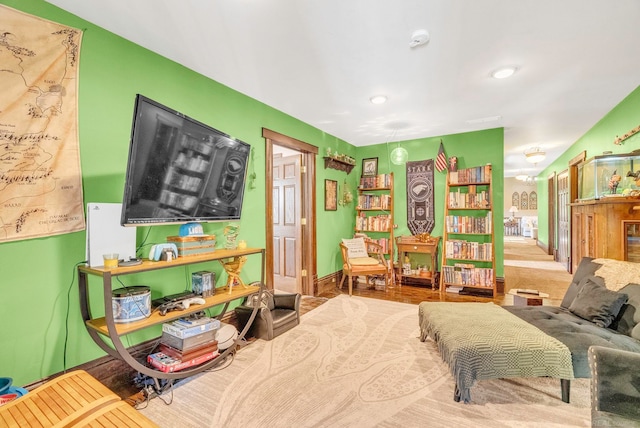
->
(547, 172), (556, 257)
(262, 128), (318, 295)
(567, 151), (586, 273)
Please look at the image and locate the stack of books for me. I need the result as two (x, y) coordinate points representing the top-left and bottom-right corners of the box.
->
(147, 317), (220, 372)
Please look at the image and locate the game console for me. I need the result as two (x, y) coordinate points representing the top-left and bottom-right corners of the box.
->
(149, 243), (178, 261)
(157, 297), (206, 316)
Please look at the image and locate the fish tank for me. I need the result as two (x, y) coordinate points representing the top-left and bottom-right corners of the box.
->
(577, 152), (640, 200)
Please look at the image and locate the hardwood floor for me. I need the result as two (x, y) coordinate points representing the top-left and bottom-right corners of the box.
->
(315, 282), (504, 307)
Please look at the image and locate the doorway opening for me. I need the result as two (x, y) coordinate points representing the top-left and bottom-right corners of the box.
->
(263, 128), (318, 296)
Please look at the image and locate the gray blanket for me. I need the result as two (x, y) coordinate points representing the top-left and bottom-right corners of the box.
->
(418, 302), (574, 403)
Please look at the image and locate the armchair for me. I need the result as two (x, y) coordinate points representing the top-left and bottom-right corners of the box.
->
(235, 289), (301, 341)
(588, 345), (640, 427)
(339, 238), (391, 296)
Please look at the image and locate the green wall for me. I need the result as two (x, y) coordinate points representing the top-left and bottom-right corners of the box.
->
(537, 85), (640, 250)
(0, 0), (354, 385)
(0, 0), (505, 386)
(354, 128), (505, 277)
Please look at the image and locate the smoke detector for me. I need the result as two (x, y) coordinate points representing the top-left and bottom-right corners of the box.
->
(409, 29), (430, 48)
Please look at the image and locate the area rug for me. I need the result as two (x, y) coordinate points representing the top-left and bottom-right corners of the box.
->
(139, 295), (590, 427)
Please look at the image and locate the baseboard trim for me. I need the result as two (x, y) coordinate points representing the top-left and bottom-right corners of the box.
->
(316, 271), (341, 295)
(536, 239), (549, 254)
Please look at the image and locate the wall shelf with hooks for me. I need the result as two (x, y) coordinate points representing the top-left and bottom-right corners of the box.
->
(323, 156), (355, 174)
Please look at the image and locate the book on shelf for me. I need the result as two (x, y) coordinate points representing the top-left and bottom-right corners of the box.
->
(160, 330), (216, 352)
(147, 349), (220, 373)
(359, 174), (392, 189)
(158, 339), (218, 361)
(446, 286), (464, 294)
(449, 165), (492, 185)
(162, 318), (220, 339)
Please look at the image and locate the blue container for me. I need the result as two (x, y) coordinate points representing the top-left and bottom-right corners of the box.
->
(112, 286), (151, 323)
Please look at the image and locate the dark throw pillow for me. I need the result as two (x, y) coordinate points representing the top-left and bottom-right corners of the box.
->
(569, 278), (628, 328)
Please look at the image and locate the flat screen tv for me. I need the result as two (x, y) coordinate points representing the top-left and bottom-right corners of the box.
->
(121, 95), (250, 226)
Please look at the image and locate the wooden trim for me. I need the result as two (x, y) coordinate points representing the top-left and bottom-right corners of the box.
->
(263, 128), (317, 295)
(547, 173), (556, 257)
(536, 238), (549, 254)
(317, 271), (341, 295)
(262, 128), (318, 154)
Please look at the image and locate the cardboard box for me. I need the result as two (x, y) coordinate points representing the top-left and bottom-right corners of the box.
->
(192, 271), (215, 297)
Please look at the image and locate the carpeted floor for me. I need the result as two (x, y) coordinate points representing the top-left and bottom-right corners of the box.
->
(138, 295), (589, 427)
(503, 238), (572, 303)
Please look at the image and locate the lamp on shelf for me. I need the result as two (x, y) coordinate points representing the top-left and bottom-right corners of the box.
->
(509, 205), (519, 220)
(525, 147), (546, 164)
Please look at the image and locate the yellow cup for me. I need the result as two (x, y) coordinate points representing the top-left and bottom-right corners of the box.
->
(237, 240), (247, 250)
(103, 253), (119, 268)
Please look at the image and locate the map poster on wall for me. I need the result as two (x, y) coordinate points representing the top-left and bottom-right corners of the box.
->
(0, 5), (85, 242)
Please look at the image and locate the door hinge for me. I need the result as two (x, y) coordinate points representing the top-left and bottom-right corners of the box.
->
(301, 165), (307, 174)
(301, 218), (306, 225)
(301, 269), (307, 277)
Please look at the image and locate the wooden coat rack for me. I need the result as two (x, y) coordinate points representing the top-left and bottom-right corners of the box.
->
(614, 124), (640, 145)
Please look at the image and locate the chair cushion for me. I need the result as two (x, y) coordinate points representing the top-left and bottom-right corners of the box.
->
(342, 238), (368, 258)
(569, 277), (628, 328)
(349, 257), (381, 266)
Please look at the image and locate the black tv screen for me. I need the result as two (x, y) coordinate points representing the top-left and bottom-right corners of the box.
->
(121, 95), (250, 226)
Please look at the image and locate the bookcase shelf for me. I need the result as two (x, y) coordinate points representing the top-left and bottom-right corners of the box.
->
(355, 173), (394, 259)
(440, 165), (496, 297)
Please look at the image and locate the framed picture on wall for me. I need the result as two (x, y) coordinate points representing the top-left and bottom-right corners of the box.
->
(362, 157), (378, 177)
(325, 179), (337, 211)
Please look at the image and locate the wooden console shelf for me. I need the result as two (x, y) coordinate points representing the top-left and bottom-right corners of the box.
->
(78, 247), (265, 380)
(85, 285), (260, 336)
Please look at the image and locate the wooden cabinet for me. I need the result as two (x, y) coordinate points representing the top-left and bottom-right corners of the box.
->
(355, 173), (394, 260)
(395, 235), (440, 288)
(78, 248), (265, 380)
(570, 198), (640, 272)
(440, 165), (496, 297)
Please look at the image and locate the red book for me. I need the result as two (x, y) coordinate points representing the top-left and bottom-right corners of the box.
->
(147, 350), (219, 373)
(158, 340), (218, 361)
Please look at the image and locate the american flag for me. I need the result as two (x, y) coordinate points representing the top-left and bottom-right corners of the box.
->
(435, 141), (448, 172)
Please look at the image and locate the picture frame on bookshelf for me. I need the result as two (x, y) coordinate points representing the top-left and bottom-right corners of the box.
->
(362, 157), (378, 177)
(325, 179), (338, 211)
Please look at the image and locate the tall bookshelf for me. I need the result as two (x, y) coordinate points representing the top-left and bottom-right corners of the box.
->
(355, 173), (394, 262)
(440, 165), (496, 297)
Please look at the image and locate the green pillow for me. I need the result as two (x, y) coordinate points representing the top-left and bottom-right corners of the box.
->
(568, 278), (628, 328)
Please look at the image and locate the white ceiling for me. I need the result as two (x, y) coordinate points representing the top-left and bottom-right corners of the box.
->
(46, 0), (640, 177)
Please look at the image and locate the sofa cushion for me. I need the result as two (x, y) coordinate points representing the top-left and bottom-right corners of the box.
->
(569, 278), (628, 328)
(505, 305), (640, 378)
(561, 257), (601, 309)
(342, 238), (368, 258)
(610, 283), (640, 338)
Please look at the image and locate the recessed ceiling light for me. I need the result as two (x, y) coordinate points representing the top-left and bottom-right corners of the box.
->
(491, 66), (517, 79)
(370, 95), (388, 105)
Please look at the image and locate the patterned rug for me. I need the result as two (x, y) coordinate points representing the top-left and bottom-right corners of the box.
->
(139, 295), (590, 427)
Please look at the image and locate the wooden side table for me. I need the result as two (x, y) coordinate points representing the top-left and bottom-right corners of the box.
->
(395, 235), (440, 289)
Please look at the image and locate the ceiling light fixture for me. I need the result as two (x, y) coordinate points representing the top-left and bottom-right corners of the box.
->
(525, 147), (546, 164)
(491, 66), (517, 79)
(515, 173), (528, 181)
(409, 29), (430, 48)
(390, 146), (408, 165)
(370, 95), (388, 105)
